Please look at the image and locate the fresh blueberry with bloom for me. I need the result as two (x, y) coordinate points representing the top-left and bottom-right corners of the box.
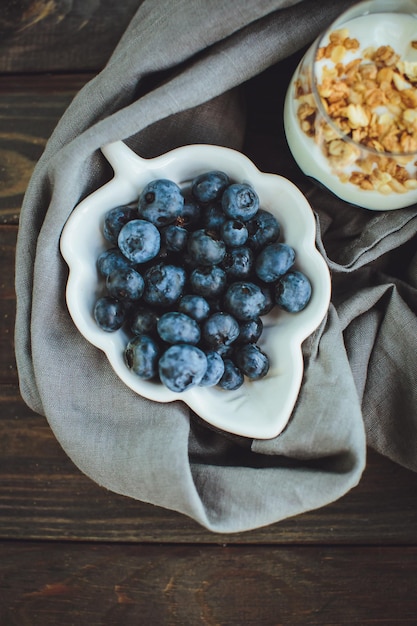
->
(157, 311), (201, 345)
(189, 265), (227, 299)
(129, 306), (159, 336)
(236, 317), (263, 344)
(178, 196), (201, 228)
(125, 334), (160, 380)
(178, 294), (210, 322)
(222, 246), (253, 280)
(222, 183), (259, 222)
(191, 170), (230, 204)
(187, 229), (226, 266)
(246, 208), (280, 251)
(162, 224), (188, 252)
(158, 344), (208, 392)
(94, 170), (313, 393)
(97, 247), (132, 277)
(255, 242), (295, 283)
(202, 312), (240, 348)
(106, 266), (144, 302)
(143, 263), (186, 307)
(138, 179), (184, 227)
(202, 203), (227, 233)
(257, 283), (275, 315)
(212, 343), (235, 360)
(217, 359), (244, 390)
(103, 204), (138, 245)
(220, 219), (248, 247)
(274, 270), (312, 312)
(93, 296), (126, 332)
(234, 343), (270, 380)
(199, 351), (225, 387)
(224, 281), (266, 321)
(118, 219), (160, 264)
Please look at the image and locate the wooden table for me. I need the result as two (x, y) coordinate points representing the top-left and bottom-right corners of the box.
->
(1, 4), (417, 624)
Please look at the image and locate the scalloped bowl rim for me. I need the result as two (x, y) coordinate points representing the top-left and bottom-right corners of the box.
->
(60, 141), (331, 439)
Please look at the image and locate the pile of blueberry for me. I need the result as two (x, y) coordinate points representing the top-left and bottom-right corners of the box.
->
(93, 171), (312, 392)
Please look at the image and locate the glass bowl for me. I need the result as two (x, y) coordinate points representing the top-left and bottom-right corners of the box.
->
(284, 0), (417, 210)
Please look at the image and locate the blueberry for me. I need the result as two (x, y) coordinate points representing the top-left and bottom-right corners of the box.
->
(192, 170), (229, 204)
(257, 283), (275, 315)
(223, 281), (267, 321)
(189, 266), (227, 298)
(217, 359), (244, 390)
(202, 203), (227, 233)
(222, 183), (259, 222)
(157, 311), (201, 345)
(199, 351), (225, 387)
(246, 209), (280, 251)
(125, 334), (160, 380)
(118, 219), (160, 264)
(274, 270), (312, 312)
(187, 229), (226, 266)
(212, 343), (235, 360)
(97, 247), (132, 277)
(220, 219), (248, 247)
(129, 306), (159, 335)
(178, 196), (201, 228)
(95, 172), (302, 393)
(234, 343), (269, 380)
(162, 224), (188, 252)
(158, 344), (207, 392)
(106, 266), (144, 302)
(255, 242), (295, 283)
(202, 312), (240, 348)
(94, 296), (126, 332)
(103, 205), (137, 245)
(143, 263), (186, 307)
(222, 246), (253, 280)
(236, 317), (263, 344)
(178, 294), (210, 322)
(138, 179), (184, 227)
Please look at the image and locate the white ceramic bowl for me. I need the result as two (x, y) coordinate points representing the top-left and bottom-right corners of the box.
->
(60, 141), (331, 439)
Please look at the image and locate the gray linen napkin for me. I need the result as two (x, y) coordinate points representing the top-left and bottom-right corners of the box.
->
(14, 0), (417, 533)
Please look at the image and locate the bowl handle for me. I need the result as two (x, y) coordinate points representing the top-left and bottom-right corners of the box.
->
(101, 141), (151, 185)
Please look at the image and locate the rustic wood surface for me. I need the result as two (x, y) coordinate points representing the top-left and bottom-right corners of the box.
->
(1, 6), (417, 623)
(1, 542), (417, 626)
(0, 0), (140, 72)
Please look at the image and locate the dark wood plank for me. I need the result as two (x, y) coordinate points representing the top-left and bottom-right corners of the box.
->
(0, 1), (140, 73)
(1, 383), (417, 544)
(0, 74), (92, 225)
(0, 541), (416, 625)
(0, 225), (17, 383)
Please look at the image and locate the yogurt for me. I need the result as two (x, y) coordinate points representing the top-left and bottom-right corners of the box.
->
(284, 11), (417, 210)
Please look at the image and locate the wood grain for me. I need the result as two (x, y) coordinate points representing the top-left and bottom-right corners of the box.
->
(0, 74), (92, 225)
(0, 541), (416, 625)
(0, 226), (17, 383)
(1, 221), (18, 389)
(0, 1), (140, 72)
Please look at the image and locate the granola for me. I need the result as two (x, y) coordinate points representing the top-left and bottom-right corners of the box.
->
(295, 28), (417, 195)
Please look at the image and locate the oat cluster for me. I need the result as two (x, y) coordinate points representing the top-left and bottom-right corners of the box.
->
(295, 28), (417, 195)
